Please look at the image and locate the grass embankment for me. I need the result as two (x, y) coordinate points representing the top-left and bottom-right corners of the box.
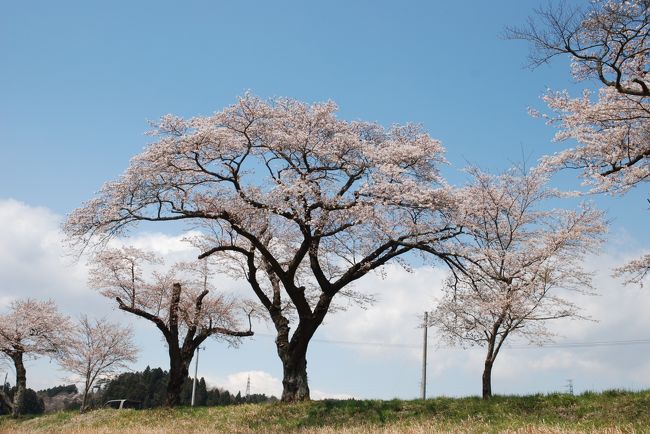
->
(1, 390), (648, 433)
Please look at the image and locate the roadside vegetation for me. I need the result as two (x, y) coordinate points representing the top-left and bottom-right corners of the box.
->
(1, 389), (648, 433)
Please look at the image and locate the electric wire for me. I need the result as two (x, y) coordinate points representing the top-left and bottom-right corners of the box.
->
(254, 333), (650, 350)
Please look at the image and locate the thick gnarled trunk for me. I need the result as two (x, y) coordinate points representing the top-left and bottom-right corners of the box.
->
(273, 313), (324, 402)
(274, 316), (311, 402)
(166, 347), (191, 407)
(280, 349), (310, 402)
(12, 352), (26, 417)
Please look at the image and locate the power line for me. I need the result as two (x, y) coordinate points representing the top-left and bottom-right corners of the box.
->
(507, 338), (650, 349)
(254, 332), (650, 350)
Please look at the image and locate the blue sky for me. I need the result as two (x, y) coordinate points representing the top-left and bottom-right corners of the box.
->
(1, 1), (649, 399)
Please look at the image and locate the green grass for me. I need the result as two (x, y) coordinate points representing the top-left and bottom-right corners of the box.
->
(1, 389), (649, 433)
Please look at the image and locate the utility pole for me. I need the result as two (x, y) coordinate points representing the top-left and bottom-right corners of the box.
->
(191, 346), (204, 407)
(420, 311), (428, 400)
(566, 379), (574, 395)
(192, 265), (209, 407)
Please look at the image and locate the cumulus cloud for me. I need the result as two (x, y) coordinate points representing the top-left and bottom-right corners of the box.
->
(116, 230), (200, 259)
(205, 370), (281, 397)
(309, 252), (650, 395)
(320, 263), (447, 361)
(2, 199), (650, 397)
(0, 199), (245, 390)
(0, 199), (92, 310)
(205, 370), (353, 400)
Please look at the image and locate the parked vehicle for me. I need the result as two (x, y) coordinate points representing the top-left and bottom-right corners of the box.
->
(104, 399), (141, 410)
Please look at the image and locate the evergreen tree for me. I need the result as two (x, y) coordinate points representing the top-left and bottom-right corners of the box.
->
(219, 390), (231, 406)
(0, 388), (44, 415)
(100, 367), (275, 408)
(196, 378), (208, 406)
(206, 387), (220, 406)
(37, 384), (78, 398)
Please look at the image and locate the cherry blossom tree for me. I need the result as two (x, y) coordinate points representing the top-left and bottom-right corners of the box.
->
(509, 1), (650, 93)
(0, 299), (73, 416)
(59, 315), (138, 412)
(538, 86), (650, 194)
(428, 166), (606, 399)
(64, 94), (459, 401)
(88, 247), (253, 407)
(508, 0), (649, 285)
(614, 253), (650, 286)
(508, 0), (650, 193)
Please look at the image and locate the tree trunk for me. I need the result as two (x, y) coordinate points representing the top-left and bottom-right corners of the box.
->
(166, 351), (190, 407)
(272, 313), (315, 403)
(80, 383), (91, 413)
(280, 350), (310, 402)
(12, 352), (26, 417)
(482, 359), (493, 400)
(80, 392), (88, 413)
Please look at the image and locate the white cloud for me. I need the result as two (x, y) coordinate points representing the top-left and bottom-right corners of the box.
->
(205, 370), (354, 400)
(311, 389), (355, 400)
(0, 199), (247, 312)
(313, 250), (650, 395)
(117, 231), (201, 259)
(0, 199), (91, 309)
(205, 370), (281, 397)
(528, 351), (604, 372)
(2, 198), (650, 397)
(321, 263), (447, 361)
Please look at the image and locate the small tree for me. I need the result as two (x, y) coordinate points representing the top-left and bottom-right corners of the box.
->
(0, 299), (72, 416)
(429, 166), (606, 399)
(88, 246), (253, 407)
(59, 315), (138, 412)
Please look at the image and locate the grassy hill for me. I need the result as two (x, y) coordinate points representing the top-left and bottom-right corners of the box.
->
(1, 389), (648, 433)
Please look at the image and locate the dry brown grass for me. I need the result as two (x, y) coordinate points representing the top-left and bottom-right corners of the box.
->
(1, 391), (648, 434)
(0, 420), (639, 434)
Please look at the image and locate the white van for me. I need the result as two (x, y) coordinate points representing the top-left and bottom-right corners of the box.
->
(104, 399), (141, 410)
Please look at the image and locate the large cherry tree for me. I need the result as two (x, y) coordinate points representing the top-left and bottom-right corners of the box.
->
(428, 167), (606, 399)
(65, 94), (459, 401)
(88, 247), (253, 407)
(509, 0), (650, 284)
(0, 299), (73, 416)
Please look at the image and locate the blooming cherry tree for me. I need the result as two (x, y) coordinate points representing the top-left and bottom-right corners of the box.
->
(510, 1), (650, 95)
(0, 299), (73, 416)
(510, 0), (649, 284)
(509, 0), (650, 192)
(59, 315), (138, 412)
(88, 247), (253, 407)
(65, 94), (459, 401)
(428, 167), (606, 399)
(539, 86), (650, 194)
(614, 253), (650, 287)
